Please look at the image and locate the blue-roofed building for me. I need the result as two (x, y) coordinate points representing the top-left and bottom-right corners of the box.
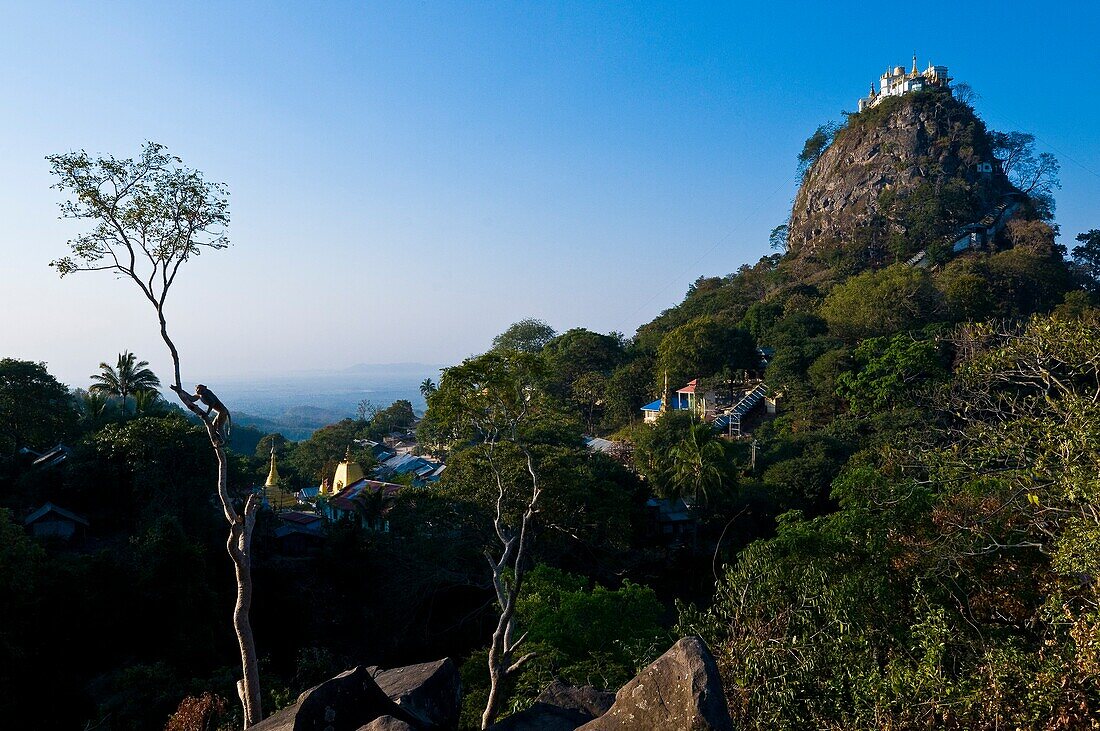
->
(373, 452), (446, 486)
(641, 379), (704, 423)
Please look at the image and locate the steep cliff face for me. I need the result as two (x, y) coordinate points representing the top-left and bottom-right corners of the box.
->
(786, 88), (1015, 275)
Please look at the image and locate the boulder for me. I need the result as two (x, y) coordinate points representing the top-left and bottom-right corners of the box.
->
(359, 716), (416, 731)
(371, 658), (461, 728)
(488, 703), (590, 731)
(488, 681), (615, 730)
(536, 682), (614, 719)
(250, 666), (419, 731)
(577, 637), (733, 731)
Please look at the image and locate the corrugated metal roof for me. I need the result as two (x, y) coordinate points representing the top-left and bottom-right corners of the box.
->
(24, 502), (89, 527)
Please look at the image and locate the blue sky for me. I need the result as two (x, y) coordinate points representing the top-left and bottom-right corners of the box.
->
(2, 1), (1098, 386)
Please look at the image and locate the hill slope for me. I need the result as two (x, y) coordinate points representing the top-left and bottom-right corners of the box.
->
(786, 88), (1016, 277)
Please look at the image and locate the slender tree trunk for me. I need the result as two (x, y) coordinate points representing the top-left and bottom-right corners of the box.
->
(480, 446), (539, 729)
(162, 308), (263, 726)
(218, 444), (263, 726)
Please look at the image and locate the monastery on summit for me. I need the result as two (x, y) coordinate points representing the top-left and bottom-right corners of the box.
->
(858, 56), (949, 112)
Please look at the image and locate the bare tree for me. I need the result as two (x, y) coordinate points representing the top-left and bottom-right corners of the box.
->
(47, 142), (264, 726)
(990, 130), (1061, 210)
(427, 351), (545, 728)
(481, 436), (540, 729)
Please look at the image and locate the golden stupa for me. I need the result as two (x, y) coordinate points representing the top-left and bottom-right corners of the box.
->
(327, 446), (364, 496)
(263, 445), (297, 510)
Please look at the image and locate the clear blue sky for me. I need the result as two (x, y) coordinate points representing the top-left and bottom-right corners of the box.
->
(2, 1), (1098, 387)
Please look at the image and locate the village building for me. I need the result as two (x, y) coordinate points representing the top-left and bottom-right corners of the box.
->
(272, 510), (326, 554)
(640, 377), (776, 436)
(321, 477), (403, 530)
(24, 502), (89, 541)
(640, 379), (711, 423)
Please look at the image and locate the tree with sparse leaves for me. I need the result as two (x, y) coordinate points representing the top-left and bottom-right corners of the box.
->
(47, 142), (265, 726)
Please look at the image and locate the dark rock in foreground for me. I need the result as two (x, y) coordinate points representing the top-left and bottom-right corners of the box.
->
(251, 659), (458, 731)
(371, 659), (461, 729)
(577, 637), (732, 730)
(535, 681), (614, 719)
(250, 666), (416, 730)
(359, 716), (416, 730)
(254, 639), (728, 731)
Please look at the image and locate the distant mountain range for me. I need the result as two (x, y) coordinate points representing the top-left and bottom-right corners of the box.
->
(207, 364), (442, 441)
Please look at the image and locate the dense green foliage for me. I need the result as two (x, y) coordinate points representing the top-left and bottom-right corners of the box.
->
(680, 314), (1100, 729)
(8, 90), (1096, 730)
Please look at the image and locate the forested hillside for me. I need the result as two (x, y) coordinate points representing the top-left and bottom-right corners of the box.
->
(2, 83), (1099, 730)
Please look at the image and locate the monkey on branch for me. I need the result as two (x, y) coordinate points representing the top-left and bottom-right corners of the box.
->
(173, 383), (232, 444)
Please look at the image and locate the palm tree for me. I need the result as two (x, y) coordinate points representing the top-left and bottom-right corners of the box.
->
(420, 378), (437, 401)
(81, 389), (110, 422)
(667, 422), (733, 507)
(90, 351), (161, 415)
(350, 484), (395, 532)
(133, 388), (166, 415)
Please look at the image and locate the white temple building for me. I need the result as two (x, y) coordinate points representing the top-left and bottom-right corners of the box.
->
(858, 56), (950, 112)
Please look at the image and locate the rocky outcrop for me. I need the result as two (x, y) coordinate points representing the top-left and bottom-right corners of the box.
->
(252, 659), (460, 731)
(577, 637), (732, 731)
(254, 639), (729, 731)
(786, 88), (1014, 276)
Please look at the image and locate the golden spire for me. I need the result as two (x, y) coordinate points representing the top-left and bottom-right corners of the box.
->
(264, 444), (281, 487)
(912, 53), (917, 75)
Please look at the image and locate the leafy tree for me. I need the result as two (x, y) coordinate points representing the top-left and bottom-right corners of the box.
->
(797, 123), (838, 177)
(511, 566), (667, 704)
(541, 328), (625, 405)
(667, 422), (736, 506)
(89, 351), (161, 415)
(47, 142), (264, 725)
(0, 359), (77, 455)
(602, 357), (655, 431)
(769, 224), (789, 252)
(288, 419), (373, 484)
(819, 264), (943, 341)
(624, 410), (695, 491)
(837, 334), (947, 413)
(1072, 229), (1100, 291)
(0, 508), (46, 717)
(656, 316), (757, 389)
(492, 318), (557, 354)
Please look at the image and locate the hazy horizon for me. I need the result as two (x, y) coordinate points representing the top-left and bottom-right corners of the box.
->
(3, 1), (1098, 388)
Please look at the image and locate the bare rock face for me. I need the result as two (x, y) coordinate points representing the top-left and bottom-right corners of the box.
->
(786, 89), (1013, 275)
(371, 659), (461, 729)
(576, 637), (732, 731)
(251, 666), (418, 731)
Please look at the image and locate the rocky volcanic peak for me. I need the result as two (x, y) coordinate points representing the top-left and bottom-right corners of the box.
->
(786, 89), (1015, 272)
